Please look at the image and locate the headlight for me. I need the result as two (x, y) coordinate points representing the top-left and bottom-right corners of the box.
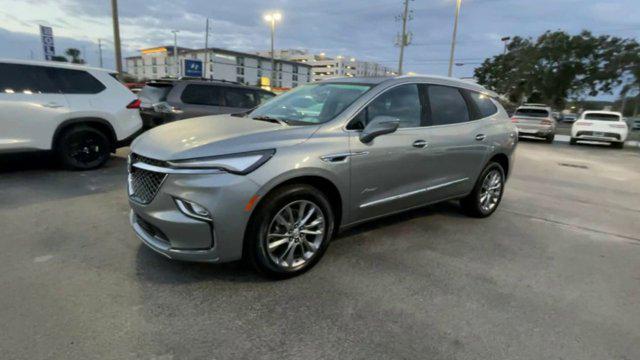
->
(167, 149), (275, 174)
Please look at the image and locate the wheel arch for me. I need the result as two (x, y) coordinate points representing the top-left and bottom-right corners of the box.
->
(52, 117), (117, 152)
(488, 152), (510, 178)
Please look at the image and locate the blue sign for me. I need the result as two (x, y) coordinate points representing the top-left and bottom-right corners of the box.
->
(184, 59), (203, 77)
(40, 25), (55, 61)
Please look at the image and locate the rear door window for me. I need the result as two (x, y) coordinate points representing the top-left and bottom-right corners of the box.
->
(224, 87), (258, 108)
(0, 63), (58, 94)
(426, 85), (470, 126)
(49, 68), (106, 94)
(514, 108), (549, 118)
(181, 84), (223, 106)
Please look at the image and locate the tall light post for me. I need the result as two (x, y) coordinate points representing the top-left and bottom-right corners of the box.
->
(447, 0), (462, 77)
(171, 30), (179, 77)
(263, 12), (282, 86)
(110, 0), (122, 74)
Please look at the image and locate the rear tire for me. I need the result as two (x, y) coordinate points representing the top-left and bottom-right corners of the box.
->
(569, 137), (577, 145)
(611, 142), (624, 149)
(460, 162), (505, 218)
(55, 125), (111, 170)
(545, 134), (555, 143)
(245, 184), (335, 279)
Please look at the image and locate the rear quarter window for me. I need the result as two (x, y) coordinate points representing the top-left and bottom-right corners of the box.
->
(468, 91), (498, 118)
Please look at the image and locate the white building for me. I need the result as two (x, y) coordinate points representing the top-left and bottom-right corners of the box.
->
(125, 46), (312, 89)
(256, 49), (397, 82)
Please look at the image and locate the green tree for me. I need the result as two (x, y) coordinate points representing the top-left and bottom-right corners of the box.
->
(474, 31), (638, 109)
(64, 48), (85, 64)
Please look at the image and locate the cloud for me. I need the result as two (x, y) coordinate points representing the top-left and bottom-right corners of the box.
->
(0, 0), (638, 80)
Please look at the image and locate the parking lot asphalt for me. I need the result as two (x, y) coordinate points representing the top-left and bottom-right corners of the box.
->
(1, 140), (639, 360)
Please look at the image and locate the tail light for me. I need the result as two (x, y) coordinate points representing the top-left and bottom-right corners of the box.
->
(610, 123), (627, 129)
(576, 121), (592, 126)
(511, 117), (519, 123)
(126, 99), (141, 109)
(540, 118), (553, 125)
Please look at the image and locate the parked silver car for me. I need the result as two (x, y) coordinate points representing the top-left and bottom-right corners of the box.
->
(127, 76), (517, 277)
(511, 105), (556, 142)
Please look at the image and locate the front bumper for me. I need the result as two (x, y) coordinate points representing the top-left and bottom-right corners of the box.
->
(128, 168), (261, 263)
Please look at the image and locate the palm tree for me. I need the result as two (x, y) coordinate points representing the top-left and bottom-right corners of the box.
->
(64, 48), (85, 64)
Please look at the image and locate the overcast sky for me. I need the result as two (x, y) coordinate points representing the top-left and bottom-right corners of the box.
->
(1, 0), (639, 96)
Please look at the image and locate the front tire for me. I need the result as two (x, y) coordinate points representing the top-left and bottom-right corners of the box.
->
(246, 184), (335, 278)
(56, 125), (111, 170)
(460, 162), (505, 218)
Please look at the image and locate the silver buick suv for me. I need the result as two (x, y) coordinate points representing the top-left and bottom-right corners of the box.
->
(127, 75), (517, 277)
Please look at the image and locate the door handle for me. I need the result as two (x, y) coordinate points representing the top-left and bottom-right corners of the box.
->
(412, 140), (428, 148)
(42, 102), (63, 108)
(475, 134), (486, 141)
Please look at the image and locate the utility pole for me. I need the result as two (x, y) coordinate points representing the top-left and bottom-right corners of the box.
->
(204, 18), (210, 78)
(98, 39), (104, 68)
(110, 0), (122, 74)
(396, 0), (413, 75)
(171, 30), (179, 77)
(447, 0), (462, 77)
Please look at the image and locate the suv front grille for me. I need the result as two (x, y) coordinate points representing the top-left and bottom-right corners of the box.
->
(128, 153), (167, 204)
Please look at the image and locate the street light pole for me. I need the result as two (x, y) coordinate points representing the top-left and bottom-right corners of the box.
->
(204, 18), (211, 79)
(447, 0), (462, 77)
(110, 0), (122, 74)
(264, 12), (281, 87)
(98, 39), (104, 68)
(171, 30), (179, 77)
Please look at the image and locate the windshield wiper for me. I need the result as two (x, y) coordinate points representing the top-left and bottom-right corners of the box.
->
(251, 115), (288, 125)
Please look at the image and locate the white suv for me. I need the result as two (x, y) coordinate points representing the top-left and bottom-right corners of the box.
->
(570, 111), (628, 149)
(0, 59), (143, 169)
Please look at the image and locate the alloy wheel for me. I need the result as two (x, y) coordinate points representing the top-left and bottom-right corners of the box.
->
(265, 200), (326, 269)
(479, 169), (503, 213)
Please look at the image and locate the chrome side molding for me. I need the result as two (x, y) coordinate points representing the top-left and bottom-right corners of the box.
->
(359, 178), (469, 208)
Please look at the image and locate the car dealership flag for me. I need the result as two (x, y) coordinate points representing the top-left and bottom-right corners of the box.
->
(40, 25), (55, 61)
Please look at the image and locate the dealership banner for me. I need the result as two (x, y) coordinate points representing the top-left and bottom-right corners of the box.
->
(40, 25), (55, 61)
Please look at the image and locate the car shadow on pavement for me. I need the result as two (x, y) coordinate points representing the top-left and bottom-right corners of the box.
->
(0, 151), (58, 172)
(134, 245), (268, 284)
(336, 201), (467, 241)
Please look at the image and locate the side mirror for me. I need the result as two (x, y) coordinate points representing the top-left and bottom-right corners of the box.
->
(359, 116), (400, 143)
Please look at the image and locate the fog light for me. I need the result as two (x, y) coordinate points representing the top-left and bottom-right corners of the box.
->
(174, 198), (212, 221)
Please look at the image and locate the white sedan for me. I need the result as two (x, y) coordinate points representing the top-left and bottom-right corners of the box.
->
(570, 111), (628, 149)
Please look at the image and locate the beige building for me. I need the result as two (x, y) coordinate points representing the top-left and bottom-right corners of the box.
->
(125, 46), (312, 89)
(256, 49), (397, 82)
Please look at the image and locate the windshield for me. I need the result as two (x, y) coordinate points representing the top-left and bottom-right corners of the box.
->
(514, 108), (549, 118)
(584, 113), (621, 121)
(249, 83), (373, 124)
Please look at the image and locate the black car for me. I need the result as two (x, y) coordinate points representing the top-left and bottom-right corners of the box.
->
(138, 79), (276, 127)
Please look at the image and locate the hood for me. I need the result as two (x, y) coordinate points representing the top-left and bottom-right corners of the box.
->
(131, 114), (319, 161)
